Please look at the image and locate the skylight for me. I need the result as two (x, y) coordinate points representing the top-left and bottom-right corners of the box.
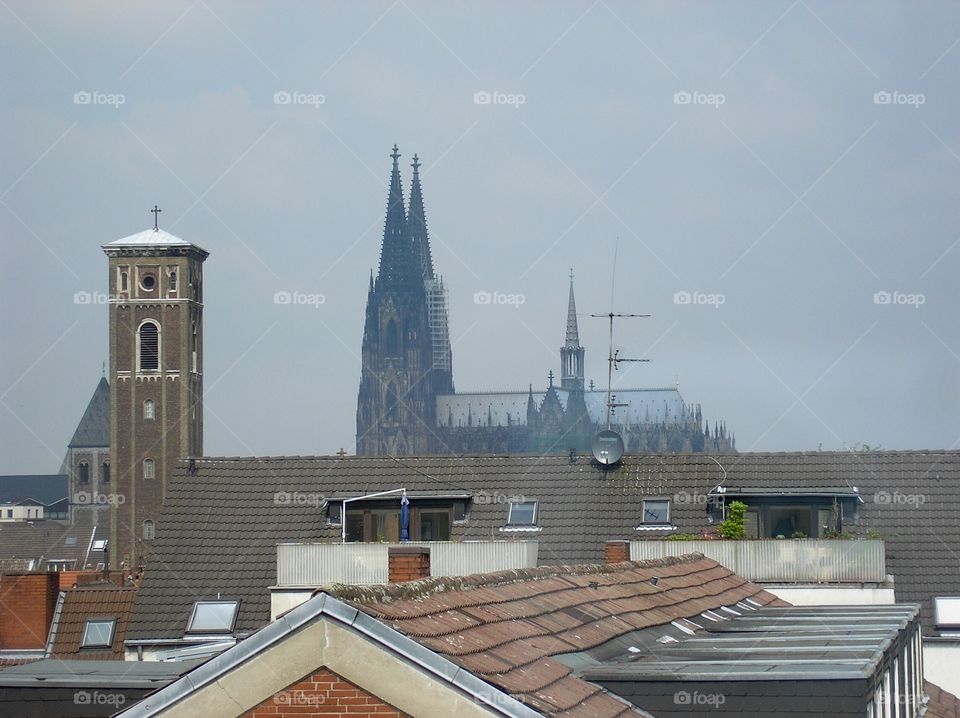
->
(506, 501), (538, 526)
(81, 618), (116, 648)
(186, 600), (240, 634)
(65, 537), (77, 546)
(91, 539), (108, 552)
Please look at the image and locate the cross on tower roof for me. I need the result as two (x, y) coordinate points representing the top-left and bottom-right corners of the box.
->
(569, 267), (574, 281)
(548, 370), (555, 387)
(411, 154), (420, 173)
(390, 144), (400, 162)
(150, 205), (162, 231)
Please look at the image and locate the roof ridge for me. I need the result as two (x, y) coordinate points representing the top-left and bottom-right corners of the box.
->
(323, 554), (707, 605)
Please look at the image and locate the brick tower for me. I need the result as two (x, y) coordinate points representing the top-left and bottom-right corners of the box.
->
(102, 213), (207, 568)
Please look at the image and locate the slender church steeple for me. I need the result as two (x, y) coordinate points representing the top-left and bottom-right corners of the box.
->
(560, 270), (585, 391)
(408, 154), (434, 280)
(376, 145), (415, 287)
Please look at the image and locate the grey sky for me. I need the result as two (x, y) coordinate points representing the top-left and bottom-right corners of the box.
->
(2, 1), (958, 472)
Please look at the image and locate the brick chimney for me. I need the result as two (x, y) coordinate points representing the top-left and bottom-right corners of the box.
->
(0, 572), (60, 649)
(388, 546), (431, 583)
(604, 540), (630, 564)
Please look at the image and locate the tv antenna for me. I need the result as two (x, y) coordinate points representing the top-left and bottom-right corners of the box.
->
(589, 239), (650, 430)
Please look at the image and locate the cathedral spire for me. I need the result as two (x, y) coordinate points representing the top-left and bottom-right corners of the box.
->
(376, 145), (413, 286)
(565, 269), (580, 348)
(407, 153), (434, 280)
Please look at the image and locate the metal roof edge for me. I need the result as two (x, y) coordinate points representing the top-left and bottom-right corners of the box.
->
(117, 592), (541, 718)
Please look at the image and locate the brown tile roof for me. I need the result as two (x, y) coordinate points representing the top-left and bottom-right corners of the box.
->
(926, 681), (960, 718)
(127, 450), (960, 641)
(326, 554), (785, 717)
(48, 586), (137, 659)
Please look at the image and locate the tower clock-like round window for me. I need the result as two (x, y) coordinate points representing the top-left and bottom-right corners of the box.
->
(141, 274), (156, 290)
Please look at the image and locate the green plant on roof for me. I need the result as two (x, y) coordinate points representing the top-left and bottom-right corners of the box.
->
(790, 530), (808, 539)
(665, 533), (698, 541)
(719, 501), (747, 540)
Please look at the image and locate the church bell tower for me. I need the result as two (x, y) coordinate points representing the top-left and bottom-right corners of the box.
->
(103, 208), (207, 568)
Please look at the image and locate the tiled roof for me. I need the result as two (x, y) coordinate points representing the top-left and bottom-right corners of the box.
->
(126, 450), (960, 642)
(0, 522), (108, 571)
(324, 555), (784, 717)
(68, 377), (109, 448)
(926, 681), (960, 718)
(48, 587), (137, 659)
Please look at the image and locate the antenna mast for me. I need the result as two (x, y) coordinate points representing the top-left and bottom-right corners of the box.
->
(588, 239), (650, 430)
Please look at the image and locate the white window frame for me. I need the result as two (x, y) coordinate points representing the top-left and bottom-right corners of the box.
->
(81, 618), (116, 648)
(641, 498), (671, 525)
(506, 500), (538, 527)
(143, 458), (155, 480)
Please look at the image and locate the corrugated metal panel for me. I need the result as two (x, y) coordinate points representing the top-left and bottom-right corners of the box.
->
(277, 543), (388, 586)
(276, 541), (539, 587)
(629, 540), (886, 583)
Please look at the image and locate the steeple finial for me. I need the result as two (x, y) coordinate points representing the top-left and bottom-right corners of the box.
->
(150, 204), (162, 231)
(407, 152), (434, 280)
(391, 144), (400, 163)
(548, 370), (555, 388)
(564, 271), (580, 348)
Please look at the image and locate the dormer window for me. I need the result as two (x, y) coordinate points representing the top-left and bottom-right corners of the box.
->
(507, 500), (538, 527)
(186, 600), (239, 634)
(81, 618), (116, 648)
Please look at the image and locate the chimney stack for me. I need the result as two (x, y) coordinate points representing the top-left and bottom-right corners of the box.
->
(388, 546), (431, 583)
(604, 540), (630, 564)
(0, 572), (60, 649)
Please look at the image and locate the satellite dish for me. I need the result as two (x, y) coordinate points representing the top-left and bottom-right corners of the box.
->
(592, 429), (625, 466)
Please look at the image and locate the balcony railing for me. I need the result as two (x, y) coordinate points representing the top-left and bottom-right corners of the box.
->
(276, 540), (539, 587)
(630, 539), (886, 583)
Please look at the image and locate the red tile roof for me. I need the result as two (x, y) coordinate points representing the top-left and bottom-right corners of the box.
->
(328, 553), (785, 717)
(48, 586), (137, 659)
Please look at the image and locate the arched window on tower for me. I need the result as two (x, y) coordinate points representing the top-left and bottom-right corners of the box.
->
(168, 271), (177, 293)
(385, 320), (400, 356)
(143, 458), (155, 480)
(79, 461), (89, 484)
(101, 461), (110, 484)
(386, 383), (400, 422)
(144, 399), (155, 420)
(139, 322), (160, 372)
(142, 520), (155, 541)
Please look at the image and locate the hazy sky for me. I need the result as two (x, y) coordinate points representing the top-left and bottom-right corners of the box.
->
(2, 1), (958, 472)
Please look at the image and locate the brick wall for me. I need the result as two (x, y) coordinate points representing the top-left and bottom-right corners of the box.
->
(0, 573), (59, 649)
(603, 540), (630, 564)
(387, 546), (430, 583)
(241, 667), (408, 717)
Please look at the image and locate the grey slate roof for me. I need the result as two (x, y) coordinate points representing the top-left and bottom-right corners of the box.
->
(68, 378), (109, 448)
(126, 450), (960, 643)
(0, 522), (108, 571)
(0, 475), (67, 507)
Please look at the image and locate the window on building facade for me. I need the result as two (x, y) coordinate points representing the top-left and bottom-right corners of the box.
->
(144, 399), (155, 419)
(139, 322), (160, 371)
(79, 461), (89, 484)
(101, 461), (110, 483)
(169, 271), (177, 292)
(143, 458), (155, 480)
(142, 519), (155, 540)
